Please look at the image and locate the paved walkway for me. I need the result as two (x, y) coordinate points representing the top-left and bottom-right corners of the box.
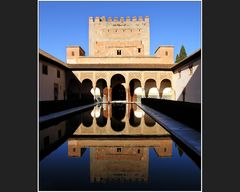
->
(39, 103), (96, 123)
(137, 103), (201, 157)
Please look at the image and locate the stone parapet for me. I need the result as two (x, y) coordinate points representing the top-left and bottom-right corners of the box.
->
(89, 16), (149, 23)
(67, 56), (174, 65)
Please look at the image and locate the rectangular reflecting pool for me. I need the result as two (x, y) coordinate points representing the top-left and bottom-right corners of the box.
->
(39, 103), (201, 191)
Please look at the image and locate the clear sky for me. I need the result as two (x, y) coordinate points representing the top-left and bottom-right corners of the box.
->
(39, 1), (201, 62)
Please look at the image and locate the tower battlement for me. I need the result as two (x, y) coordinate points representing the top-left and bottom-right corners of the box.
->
(89, 16), (149, 23)
(89, 16), (150, 56)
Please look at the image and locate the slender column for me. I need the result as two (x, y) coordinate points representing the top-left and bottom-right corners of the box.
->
(108, 87), (110, 103)
(142, 87), (145, 98)
(125, 84), (129, 103)
(92, 86), (96, 101)
(92, 117), (96, 133)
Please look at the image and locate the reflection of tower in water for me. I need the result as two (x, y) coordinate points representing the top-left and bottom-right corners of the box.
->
(68, 138), (173, 183)
(90, 147), (148, 183)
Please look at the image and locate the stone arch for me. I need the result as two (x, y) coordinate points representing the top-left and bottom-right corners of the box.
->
(81, 107), (93, 127)
(144, 79), (159, 98)
(129, 79), (142, 102)
(129, 104), (141, 127)
(92, 105), (108, 127)
(159, 79), (173, 100)
(111, 74), (126, 101)
(111, 104), (126, 132)
(82, 79), (94, 103)
(144, 113), (156, 127)
(96, 78), (108, 103)
(96, 109), (107, 127)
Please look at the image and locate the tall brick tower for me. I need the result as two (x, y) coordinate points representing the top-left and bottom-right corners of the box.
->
(88, 16), (150, 57)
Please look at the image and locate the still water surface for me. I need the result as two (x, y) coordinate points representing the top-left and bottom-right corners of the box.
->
(39, 103), (201, 191)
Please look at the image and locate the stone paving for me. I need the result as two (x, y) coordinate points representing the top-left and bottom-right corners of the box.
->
(137, 103), (201, 157)
(39, 103), (96, 123)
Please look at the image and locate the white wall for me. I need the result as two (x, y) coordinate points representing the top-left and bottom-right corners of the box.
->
(173, 58), (201, 103)
(39, 60), (66, 101)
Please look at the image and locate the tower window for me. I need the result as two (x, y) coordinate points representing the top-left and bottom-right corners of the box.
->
(72, 51), (75, 56)
(117, 148), (121, 152)
(42, 65), (48, 75)
(117, 50), (121, 55)
(138, 48), (141, 53)
(165, 51), (168, 56)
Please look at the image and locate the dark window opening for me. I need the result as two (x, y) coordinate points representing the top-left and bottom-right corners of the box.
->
(138, 149), (141, 153)
(54, 83), (59, 101)
(117, 50), (121, 55)
(72, 51), (75, 56)
(164, 148), (167, 152)
(58, 130), (61, 138)
(44, 136), (49, 148)
(178, 70), (181, 79)
(138, 48), (141, 53)
(165, 51), (168, 56)
(57, 70), (60, 78)
(73, 148), (76, 152)
(42, 65), (48, 75)
(117, 148), (121, 152)
(189, 65), (193, 75)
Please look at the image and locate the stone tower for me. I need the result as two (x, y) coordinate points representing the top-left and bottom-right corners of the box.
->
(89, 16), (150, 57)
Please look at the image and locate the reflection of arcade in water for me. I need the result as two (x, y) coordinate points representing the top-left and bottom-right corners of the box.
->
(68, 137), (172, 183)
(74, 103), (170, 136)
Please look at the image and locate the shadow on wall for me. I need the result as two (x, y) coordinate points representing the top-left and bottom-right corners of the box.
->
(177, 64), (201, 103)
(40, 74), (94, 116)
(67, 71), (82, 101)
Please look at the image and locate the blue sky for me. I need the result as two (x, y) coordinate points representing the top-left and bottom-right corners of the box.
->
(39, 1), (201, 62)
